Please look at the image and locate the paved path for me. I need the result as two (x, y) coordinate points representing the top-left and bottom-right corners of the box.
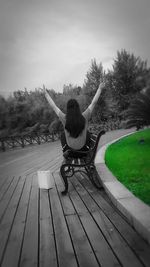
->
(95, 128), (150, 245)
(0, 134), (150, 267)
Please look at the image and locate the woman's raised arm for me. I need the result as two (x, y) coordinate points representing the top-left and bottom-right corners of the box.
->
(88, 82), (105, 113)
(43, 85), (60, 116)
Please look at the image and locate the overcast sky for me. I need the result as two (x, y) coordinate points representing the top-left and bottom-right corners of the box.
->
(0, 0), (150, 97)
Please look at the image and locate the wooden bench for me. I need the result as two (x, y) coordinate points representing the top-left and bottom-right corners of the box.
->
(60, 130), (105, 195)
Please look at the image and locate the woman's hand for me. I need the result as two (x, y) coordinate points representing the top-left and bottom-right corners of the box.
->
(98, 82), (105, 90)
(43, 85), (50, 99)
(43, 84), (47, 94)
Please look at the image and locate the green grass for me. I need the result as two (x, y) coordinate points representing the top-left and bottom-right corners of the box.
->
(105, 128), (150, 205)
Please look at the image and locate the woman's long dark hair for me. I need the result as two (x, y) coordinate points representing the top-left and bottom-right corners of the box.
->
(65, 99), (85, 138)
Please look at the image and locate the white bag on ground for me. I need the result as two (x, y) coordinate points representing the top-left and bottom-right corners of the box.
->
(37, 170), (53, 189)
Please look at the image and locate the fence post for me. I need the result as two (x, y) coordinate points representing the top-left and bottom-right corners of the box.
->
(30, 135), (33, 144)
(37, 134), (41, 145)
(52, 132), (54, 142)
(21, 137), (25, 148)
(45, 133), (48, 142)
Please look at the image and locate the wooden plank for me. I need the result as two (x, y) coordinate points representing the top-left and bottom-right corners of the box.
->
(54, 173), (101, 267)
(77, 172), (150, 267)
(0, 143), (61, 179)
(68, 184), (120, 267)
(1, 173), (33, 267)
(72, 175), (144, 267)
(49, 161), (62, 174)
(18, 154), (60, 176)
(39, 154), (62, 173)
(49, 173), (78, 267)
(39, 189), (57, 267)
(1, 140), (149, 267)
(66, 214), (100, 267)
(0, 175), (26, 265)
(19, 173), (39, 267)
(0, 176), (21, 222)
(53, 172), (76, 216)
(0, 175), (8, 189)
(0, 176), (15, 201)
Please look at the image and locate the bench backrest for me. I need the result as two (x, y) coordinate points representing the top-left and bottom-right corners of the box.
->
(65, 130), (105, 162)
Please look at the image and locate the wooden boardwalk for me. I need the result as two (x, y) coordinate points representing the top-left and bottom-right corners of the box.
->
(0, 139), (150, 267)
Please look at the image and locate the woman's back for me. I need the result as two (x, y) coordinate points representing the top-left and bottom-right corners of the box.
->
(59, 106), (91, 150)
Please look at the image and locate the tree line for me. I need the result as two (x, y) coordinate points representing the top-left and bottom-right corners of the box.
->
(0, 49), (150, 138)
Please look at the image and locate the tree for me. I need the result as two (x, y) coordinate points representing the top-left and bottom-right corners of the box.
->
(83, 59), (104, 96)
(82, 59), (106, 122)
(63, 84), (82, 96)
(48, 119), (63, 134)
(0, 88), (55, 136)
(112, 49), (149, 113)
(102, 71), (119, 120)
(125, 87), (150, 129)
(0, 96), (8, 135)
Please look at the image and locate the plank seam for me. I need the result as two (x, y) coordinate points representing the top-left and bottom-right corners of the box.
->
(70, 177), (124, 266)
(78, 173), (149, 267)
(0, 175), (27, 266)
(17, 174), (34, 267)
(0, 176), (21, 223)
(52, 173), (80, 267)
(48, 187), (59, 267)
(73, 174), (146, 267)
(0, 176), (15, 202)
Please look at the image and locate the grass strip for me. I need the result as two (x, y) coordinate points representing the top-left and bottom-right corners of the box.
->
(105, 128), (150, 205)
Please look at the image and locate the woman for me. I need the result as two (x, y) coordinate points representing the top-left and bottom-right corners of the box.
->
(44, 82), (104, 157)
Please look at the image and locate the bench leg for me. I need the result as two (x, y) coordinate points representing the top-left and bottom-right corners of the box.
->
(60, 165), (69, 195)
(85, 165), (103, 189)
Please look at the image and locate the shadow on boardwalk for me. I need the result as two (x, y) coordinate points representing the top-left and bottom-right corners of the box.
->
(0, 130), (150, 267)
